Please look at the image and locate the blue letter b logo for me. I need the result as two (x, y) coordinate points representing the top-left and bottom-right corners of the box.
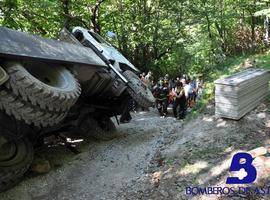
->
(226, 153), (257, 184)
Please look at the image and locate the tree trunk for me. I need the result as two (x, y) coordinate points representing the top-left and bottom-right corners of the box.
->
(264, 15), (269, 44)
(90, 0), (106, 34)
(61, 0), (70, 28)
(251, 16), (256, 46)
(205, 14), (215, 54)
(250, 0), (257, 50)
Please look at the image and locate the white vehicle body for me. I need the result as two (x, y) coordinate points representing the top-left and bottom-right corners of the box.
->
(72, 27), (139, 73)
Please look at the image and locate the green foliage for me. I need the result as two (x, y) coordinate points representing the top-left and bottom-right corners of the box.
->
(189, 49), (270, 117)
(0, 0), (270, 78)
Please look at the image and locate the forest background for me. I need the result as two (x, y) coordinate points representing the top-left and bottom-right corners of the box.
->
(1, 0), (270, 81)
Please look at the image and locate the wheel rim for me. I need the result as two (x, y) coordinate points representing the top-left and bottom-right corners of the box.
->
(23, 62), (68, 89)
(0, 136), (17, 162)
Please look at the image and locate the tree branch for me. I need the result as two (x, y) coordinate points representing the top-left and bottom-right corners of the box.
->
(20, 11), (47, 35)
(155, 41), (175, 60)
(90, 0), (106, 34)
(63, 13), (90, 29)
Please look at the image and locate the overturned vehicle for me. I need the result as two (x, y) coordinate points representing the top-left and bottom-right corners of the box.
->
(0, 26), (155, 191)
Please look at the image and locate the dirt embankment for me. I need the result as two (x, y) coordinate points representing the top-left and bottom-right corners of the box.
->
(0, 101), (269, 200)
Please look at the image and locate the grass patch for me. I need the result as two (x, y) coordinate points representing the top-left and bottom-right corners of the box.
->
(254, 50), (270, 70)
(190, 50), (270, 117)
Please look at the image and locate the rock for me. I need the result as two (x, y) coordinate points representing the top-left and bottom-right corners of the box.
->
(242, 58), (256, 69)
(266, 120), (270, 128)
(152, 171), (161, 187)
(163, 173), (173, 180)
(30, 157), (51, 174)
(253, 156), (270, 186)
(248, 147), (267, 158)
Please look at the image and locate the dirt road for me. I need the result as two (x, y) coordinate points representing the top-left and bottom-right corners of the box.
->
(0, 102), (269, 200)
(0, 107), (182, 200)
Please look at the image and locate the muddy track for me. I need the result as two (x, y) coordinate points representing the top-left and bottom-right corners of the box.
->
(0, 108), (182, 200)
(1, 102), (269, 200)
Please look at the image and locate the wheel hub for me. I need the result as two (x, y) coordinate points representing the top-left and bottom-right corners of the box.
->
(0, 136), (16, 162)
(24, 61), (68, 88)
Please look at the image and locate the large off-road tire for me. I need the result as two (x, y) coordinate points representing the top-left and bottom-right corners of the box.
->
(3, 61), (81, 112)
(0, 133), (34, 192)
(0, 88), (67, 127)
(80, 117), (117, 141)
(123, 70), (155, 108)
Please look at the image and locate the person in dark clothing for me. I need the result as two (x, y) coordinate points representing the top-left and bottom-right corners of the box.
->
(153, 79), (169, 117)
(169, 79), (176, 90)
(172, 82), (186, 119)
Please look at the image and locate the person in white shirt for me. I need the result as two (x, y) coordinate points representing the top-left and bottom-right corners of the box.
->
(144, 71), (154, 88)
(183, 79), (192, 99)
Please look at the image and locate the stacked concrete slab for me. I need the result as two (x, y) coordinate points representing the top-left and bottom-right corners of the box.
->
(215, 69), (270, 120)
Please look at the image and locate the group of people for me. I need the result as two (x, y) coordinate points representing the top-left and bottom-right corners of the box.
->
(119, 71), (203, 124)
(140, 72), (203, 120)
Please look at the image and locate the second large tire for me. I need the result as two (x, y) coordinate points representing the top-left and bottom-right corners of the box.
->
(0, 88), (67, 127)
(3, 61), (81, 112)
(123, 70), (155, 108)
(0, 133), (34, 192)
